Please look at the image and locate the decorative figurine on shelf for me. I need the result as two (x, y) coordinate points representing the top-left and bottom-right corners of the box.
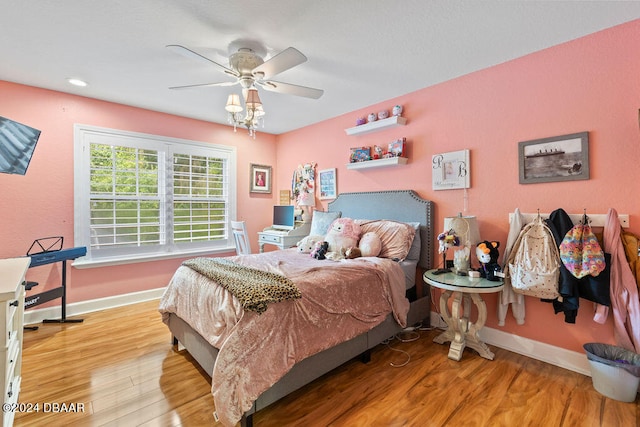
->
(476, 240), (502, 281)
(392, 105), (403, 116)
(367, 113), (377, 123)
(356, 116), (366, 126)
(378, 110), (389, 120)
(435, 229), (460, 274)
(373, 145), (384, 159)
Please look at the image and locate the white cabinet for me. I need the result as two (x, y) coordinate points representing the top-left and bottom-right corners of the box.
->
(0, 258), (29, 427)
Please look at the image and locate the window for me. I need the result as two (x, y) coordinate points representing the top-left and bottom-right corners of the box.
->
(74, 125), (236, 267)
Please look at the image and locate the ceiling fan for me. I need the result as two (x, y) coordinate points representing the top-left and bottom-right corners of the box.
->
(166, 43), (324, 99)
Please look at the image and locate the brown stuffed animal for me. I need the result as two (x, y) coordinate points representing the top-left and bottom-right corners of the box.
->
(344, 247), (362, 259)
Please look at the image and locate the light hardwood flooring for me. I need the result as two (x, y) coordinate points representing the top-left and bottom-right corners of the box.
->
(15, 299), (638, 426)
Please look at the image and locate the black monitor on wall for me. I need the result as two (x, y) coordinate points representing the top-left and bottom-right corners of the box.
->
(0, 115), (41, 175)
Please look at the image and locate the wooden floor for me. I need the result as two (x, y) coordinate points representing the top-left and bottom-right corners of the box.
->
(15, 299), (638, 427)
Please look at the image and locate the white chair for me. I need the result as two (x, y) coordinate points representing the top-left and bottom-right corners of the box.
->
(231, 220), (251, 255)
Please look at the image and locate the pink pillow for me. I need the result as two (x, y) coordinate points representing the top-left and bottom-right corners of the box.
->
(355, 220), (416, 261)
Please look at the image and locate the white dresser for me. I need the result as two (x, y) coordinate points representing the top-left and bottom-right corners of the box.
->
(0, 258), (29, 427)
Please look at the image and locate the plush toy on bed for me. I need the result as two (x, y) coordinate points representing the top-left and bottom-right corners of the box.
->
(358, 231), (382, 257)
(324, 218), (362, 254)
(311, 241), (329, 260)
(344, 247), (362, 259)
(296, 235), (324, 254)
(476, 240), (502, 281)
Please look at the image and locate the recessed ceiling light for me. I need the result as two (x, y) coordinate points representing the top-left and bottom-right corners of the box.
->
(67, 78), (88, 87)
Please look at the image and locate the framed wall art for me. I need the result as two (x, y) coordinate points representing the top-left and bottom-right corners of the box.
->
(518, 132), (589, 184)
(318, 168), (337, 200)
(432, 149), (470, 190)
(250, 163), (272, 194)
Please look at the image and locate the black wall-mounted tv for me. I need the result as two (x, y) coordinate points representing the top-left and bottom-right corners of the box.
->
(0, 115), (41, 175)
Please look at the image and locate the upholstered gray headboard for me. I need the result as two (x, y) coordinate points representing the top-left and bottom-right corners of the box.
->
(327, 190), (434, 269)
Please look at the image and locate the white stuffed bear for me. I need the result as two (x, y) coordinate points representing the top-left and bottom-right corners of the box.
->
(296, 235), (324, 254)
(324, 218), (362, 254)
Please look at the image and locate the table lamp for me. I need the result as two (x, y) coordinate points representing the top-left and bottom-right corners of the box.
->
(442, 214), (481, 275)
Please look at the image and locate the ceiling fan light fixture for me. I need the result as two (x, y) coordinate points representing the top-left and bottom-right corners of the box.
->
(225, 89), (265, 139)
(225, 94), (243, 113)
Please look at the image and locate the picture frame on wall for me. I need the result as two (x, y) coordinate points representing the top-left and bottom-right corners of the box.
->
(250, 163), (272, 193)
(518, 132), (589, 184)
(432, 149), (470, 190)
(318, 168), (337, 200)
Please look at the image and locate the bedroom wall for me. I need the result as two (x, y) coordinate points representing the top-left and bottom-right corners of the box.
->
(0, 81), (277, 304)
(274, 20), (640, 354)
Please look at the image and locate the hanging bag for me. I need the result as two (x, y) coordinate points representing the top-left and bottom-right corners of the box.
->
(559, 214), (606, 279)
(508, 215), (561, 299)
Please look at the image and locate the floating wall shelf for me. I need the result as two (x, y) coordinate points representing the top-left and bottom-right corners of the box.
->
(344, 115), (407, 136)
(346, 157), (408, 170)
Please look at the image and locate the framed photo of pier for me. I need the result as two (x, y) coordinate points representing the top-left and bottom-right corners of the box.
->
(518, 132), (589, 184)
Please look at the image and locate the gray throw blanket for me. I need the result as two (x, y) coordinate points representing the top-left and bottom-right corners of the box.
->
(182, 257), (301, 314)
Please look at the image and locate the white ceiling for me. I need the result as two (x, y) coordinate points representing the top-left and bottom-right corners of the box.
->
(2, 1), (640, 135)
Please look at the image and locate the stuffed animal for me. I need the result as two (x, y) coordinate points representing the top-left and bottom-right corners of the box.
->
(296, 235), (324, 254)
(311, 241), (329, 260)
(358, 231), (382, 257)
(344, 247), (362, 259)
(476, 240), (502, 281)
(324, 218), (362, 254)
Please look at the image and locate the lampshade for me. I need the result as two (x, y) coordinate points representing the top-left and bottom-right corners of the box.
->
(297, 191), (315, 206)
(225, 94), (243, 113)
(443, 214), (481, 248)
(244, 88), (262, 108)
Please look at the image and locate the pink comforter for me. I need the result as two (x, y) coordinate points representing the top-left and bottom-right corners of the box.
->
(159, 249), (408, 426)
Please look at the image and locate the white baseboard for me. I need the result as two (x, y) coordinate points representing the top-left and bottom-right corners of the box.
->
(23, 287), (166, 326)
(431, 311), (590, 376)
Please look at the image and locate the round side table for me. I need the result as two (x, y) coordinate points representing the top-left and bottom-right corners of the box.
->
(423, 270), (504, 361)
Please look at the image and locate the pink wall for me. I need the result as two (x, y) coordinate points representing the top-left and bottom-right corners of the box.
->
(0, 81), (278, 304)
(276, 20), (640, 353)
(2, 20), (639, 354)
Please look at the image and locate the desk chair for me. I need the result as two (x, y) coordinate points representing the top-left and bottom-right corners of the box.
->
(231, 220), (251, 255)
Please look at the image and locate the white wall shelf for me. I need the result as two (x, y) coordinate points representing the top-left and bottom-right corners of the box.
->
(346, 157), (408, 170)
(344, 115), (407, 136)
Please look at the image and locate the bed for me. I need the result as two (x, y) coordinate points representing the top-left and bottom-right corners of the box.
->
(159, 190), (434, 426)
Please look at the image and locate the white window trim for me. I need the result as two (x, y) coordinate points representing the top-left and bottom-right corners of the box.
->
(73, 124), (237, 268)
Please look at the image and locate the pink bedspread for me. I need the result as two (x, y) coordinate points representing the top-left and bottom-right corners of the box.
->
(159, 248), (408, 426)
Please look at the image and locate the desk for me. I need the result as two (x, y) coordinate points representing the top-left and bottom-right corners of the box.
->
(258, 232), (303, 252)
(424, 270), (503, 361)
(258, 222), (311, 253)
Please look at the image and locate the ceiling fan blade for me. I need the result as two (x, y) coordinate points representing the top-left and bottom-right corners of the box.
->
(169, 81), (239, 90)
(166, 44), (238, 77)
(259, 80), (324, 99)
(253, 47), (307, 79)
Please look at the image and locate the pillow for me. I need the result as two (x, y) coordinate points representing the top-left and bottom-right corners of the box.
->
(310, 210), (341, 236)
(355, 219), (417, 261)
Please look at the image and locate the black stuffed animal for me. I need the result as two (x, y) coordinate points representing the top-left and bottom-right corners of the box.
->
(312, 241), (329, 260)
(476, 240), (502, 281)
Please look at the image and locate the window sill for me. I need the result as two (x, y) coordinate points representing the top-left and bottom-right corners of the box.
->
(72, 246), (236, 269)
